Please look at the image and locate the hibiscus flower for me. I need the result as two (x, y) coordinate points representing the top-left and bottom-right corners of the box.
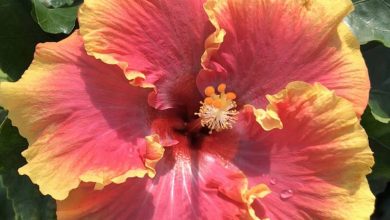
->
(0, 0), (374, 219)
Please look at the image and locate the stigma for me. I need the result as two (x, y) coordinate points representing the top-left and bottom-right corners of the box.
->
(195, 83), (238, 133)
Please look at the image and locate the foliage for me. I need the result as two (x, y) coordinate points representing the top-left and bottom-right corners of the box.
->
(0, 0), (66, 218)
(362, 108), (390, 194)
(39, 0), (76, 8)
(0, 0), (54, 81)
(31, 0), (81, 34)
(345, 0), (390, 47)
(1, 171), (57, 220)
(361, 43), (390, 123)
(0, 110), (57, 219)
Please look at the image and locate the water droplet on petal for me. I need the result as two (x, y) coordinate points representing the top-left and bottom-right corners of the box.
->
(270, 178), (277, 185)
(280, 189), (294, 200)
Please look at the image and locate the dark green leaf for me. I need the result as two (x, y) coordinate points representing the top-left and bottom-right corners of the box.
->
(371, 183), (390, 220)
(361, 43), (390, 123)
(1, 171), (56, 220)
(0, 181), (14, 220)
(361, 107), (390, 194)
(345, 0), (390, 47)
(0, 1), (65, 218)
(32, 0), (79, 34)
(0, 119), (56, 219)
(0, 108), (7, 130)
(0, 119), (27, 172)
(0, 0), (57, 81)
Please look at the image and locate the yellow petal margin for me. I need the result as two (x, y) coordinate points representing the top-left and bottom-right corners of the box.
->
(249, 81), (375, 219)
(0, 32), (165, 200)
(244, 105), (283, 131)
(201, 0), (226, 69)
(218, 172), (271, 220)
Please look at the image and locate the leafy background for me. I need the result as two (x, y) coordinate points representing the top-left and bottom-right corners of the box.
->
(0, 0), (389, 219)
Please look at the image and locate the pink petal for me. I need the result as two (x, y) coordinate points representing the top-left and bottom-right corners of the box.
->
(0, 32), (164, 200)
(79, 0), (214, 110)
(232, 82), (374, 219)
(57, 135), (270, 219)
(198, 0), (369, 115)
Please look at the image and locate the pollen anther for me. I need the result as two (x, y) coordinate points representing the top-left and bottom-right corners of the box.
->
(204, 86), (215, 96)
(226, 92), (237, 100)
(204, 97), (214, 105)
(217, 83), (226, 93)
(195, 84), (238, 133)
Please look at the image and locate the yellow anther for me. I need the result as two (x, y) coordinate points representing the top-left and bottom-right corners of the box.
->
(196, 83), (238, 133)
(204, 97), (213, 105)
(226, 92), (237, 100)
(212, 99), (223, 109)
(204, 86), (215, 96)
(217, 83), (226, 93)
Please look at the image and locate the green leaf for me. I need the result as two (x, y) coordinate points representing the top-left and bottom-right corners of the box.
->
(0, 182), (14, 220)
(0, 118), (56, 219)
(31, 0), (80, 34)
(371, 184), (390, 220)
(1, 171), (56, 220)
(0, 118), (27, 173)
(345, 0), (390, 47)
(0, 112), (8, 217)
(39, 0), (75, 8)
(0, 0), (57, 82)
(0, 108), (7, 129)
(0, 2), (64, 218)
(0, 69), (12, 82)
(361, 107), (390, 194)
(361, 43), (390, 123)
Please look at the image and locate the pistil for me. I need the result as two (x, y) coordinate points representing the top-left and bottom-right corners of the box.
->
(195, 83), (238, 133)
